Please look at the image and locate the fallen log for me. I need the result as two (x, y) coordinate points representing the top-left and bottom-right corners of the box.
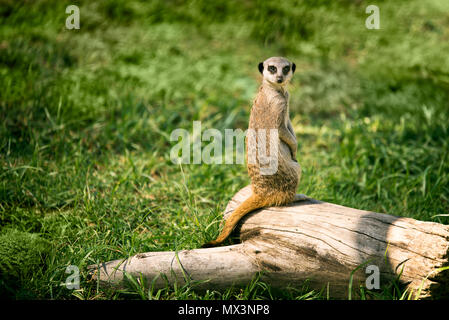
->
(88, 185), (449, 299)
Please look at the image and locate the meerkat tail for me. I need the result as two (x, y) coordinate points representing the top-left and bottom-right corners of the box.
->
(294, 194), (309, 202)
(202, 194), (264, 248)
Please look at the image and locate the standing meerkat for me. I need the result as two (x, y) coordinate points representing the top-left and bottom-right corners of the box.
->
(202, 57), (307, 248)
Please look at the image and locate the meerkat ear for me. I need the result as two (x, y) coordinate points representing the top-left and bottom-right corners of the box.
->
(292, 63), (296, 74)
(258, 62), (264, 74)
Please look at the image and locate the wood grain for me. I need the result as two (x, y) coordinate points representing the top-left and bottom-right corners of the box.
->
(89, 185), (449, 299)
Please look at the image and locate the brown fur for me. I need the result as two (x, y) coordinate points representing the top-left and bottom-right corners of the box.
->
(202, 57), (305, 248)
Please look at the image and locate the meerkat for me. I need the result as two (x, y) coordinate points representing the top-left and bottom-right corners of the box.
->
(202, 57), (307, 248)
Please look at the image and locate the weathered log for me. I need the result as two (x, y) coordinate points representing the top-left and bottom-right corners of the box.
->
(88, 185), (449, 299)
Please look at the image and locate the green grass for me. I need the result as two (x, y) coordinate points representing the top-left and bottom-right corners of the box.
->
(1, 0), (449, 299)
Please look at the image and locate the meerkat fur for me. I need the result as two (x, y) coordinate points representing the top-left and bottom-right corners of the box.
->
(202, 57), (307, 248)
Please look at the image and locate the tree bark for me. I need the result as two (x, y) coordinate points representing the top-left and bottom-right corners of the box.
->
(89, 185), (449, 299)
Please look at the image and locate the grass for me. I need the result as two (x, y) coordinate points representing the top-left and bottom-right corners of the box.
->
(1, 0), (449, 299)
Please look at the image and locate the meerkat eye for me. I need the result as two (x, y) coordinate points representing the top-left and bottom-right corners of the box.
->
(282, 66), (290, 75)
(268, 65), (277, 73)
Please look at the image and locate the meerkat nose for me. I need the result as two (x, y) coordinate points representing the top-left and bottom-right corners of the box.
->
(277, 78), (283, 83)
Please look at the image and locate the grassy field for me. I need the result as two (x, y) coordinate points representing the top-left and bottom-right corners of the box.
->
(1, 0), (449, 299)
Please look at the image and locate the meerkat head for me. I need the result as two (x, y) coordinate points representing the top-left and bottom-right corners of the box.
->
(258, 57), (296, 87)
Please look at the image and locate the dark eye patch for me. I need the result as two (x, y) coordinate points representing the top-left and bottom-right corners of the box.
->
(282, 66), (290, 75)
(268, 65), (277, 73)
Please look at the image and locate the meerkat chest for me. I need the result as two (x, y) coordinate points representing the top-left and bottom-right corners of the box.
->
(250, 90), (289, 129)
(269, 91), (291, 127)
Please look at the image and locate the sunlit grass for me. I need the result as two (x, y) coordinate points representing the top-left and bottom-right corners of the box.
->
(1, 0), (448, 299)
